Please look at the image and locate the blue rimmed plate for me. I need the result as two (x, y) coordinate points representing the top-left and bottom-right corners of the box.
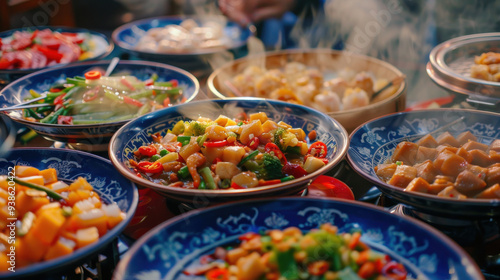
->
(112, 15), (255, 77)
(347, 108), (500, 218)
(109, 98), (349, 205)
(0, 114), (15, 158)
(113, 197), (483, 280)
(0, 148), (138, 279)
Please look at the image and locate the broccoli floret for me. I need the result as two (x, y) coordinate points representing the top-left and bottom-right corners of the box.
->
(273, 127), (286, 150)
(184, 121), (213, 136)
(244, 153), (283, 180)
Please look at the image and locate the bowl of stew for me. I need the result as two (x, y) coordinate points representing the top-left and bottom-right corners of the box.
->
(108, 98), (349, 205)
(347, 108), (500, 218)
(0, 60), (199, 151)
(113, 197), (483, 280)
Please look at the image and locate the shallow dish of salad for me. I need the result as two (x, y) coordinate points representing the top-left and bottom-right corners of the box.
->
(0, 60), (199, 151)
(0, 26), (112, 85)
(0, 148), (138, 279)
(113, 197), (484, 280)
(109, 98), (349, 204)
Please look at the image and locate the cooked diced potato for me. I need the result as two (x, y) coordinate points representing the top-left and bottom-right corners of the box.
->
(462, 141), (489, 152)
(436, 132), (460, 147)
(249, 112), (268, 123)
(416, 134), (438, 148)
(179, 142), (201, 161)
(201, 146), (225, 164)
(457, 131), (477, 145)
(205, 125), (228, 141)
(262, 120), (279, 133)
(433, 150), (467, 177)
(236, 252), (266, 280)
(437, 186), (467, 199)
(222, 146), (246, 165)
(469, 149), (492, 167)
(303, 157), (326, 173)
(455, 170), (486, 197)
(415, 146), (438, 163)
(388, 165), (417, 188)
(226, 248), (249, 265)
(391, 141), (418, 166)
(231, 172), (258, 188)
(240, 120), (263, 144)
(405, 177), (430, 193)
(414, 160), (438, 183)
(215, 162), (241, 179)
(375, 163), (397, 182)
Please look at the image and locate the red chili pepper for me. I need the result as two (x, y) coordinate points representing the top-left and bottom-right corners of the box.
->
(282, 162), (308, 178)
(212, 158), (222, 164)
(247, 136), (260, 150)
(308, 141), (328, 158)
(137, 161), (163, 174)
(123, 96), (144, 107)
(49, 87), (62, 93)
(169, 79), (178, 87)
(138, 145), (157, 157)
(120, 77), (136, 91)
(382, 261), (407, 280)
(53, 93), (66, 106)
(258, 179), (281, 186)
(85, 71), (101, 80)
(231, 182), (245, 189)
(0, 57), (11, 69)
(205, 268), (229, 280)
(163, 97), (171, 107)
(265, 143), (287, 163)
(83, 86), (100, 102)
(57, 115), (73, 125)
(34, 45), (63, 61)
(144, 78), (154, 86)
(204, 140), (228, 148)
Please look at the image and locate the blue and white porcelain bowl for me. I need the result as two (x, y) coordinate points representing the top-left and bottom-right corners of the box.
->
(113, 197), (483, 280)
(347, 108), (500, 218)
(0, 60), (199, 152)
(109, 98), (349, 205)
(112, 15), (255, 77)
(0, 148), (138, 279)
(0, 26), (113, 86)
(0, 114), (15, 158)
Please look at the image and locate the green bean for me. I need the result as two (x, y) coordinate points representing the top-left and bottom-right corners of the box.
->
(128, 90), (154, 99)
(71, 111), (116, 120)
(13, 178), (64, 200)
(136, 103), (152, 116)
(72, 114), (136, 124)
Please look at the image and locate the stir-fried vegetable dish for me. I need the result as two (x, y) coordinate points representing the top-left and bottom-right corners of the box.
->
(0, 166), (125, 270)
(375, 131), (500, 199)
(21, 71), (184, 125)
(0, 29), (95, 70)
(183, 223), (408, 280)
(130, 112), (329, 189)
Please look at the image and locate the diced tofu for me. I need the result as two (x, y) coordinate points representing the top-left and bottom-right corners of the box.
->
(437, 186), (467, 199)
(455, 170), (486, 197)
(469, 149), (492, 167)
(375, 163), (397, 182)
(433, 150), (468, 177)
(415, 146), (438, 163)
(388, 165), (417, 188)
(489, 139), (500, 153)
(436, 132), (460, 147)
(462, 141), (489, 152)
(391, 141), (419, 166)
(416, 134), (438, 148)
(414, 160), (438, 183)
(457, 131), (477, 145)
(475, 183), (500, 199)
(405, 177), (430, 193)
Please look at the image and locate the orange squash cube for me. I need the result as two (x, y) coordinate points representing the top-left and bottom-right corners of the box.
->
(75, 227), (99, 248)
(15, 166), (41, 177)
(68, 177), (93, 191)
(44, 237), (75, 261)
(21, 230), (50, 262)
(15, 191), (50, 218)
(40, 168), (58, 185)
(30, 208), (66, 245)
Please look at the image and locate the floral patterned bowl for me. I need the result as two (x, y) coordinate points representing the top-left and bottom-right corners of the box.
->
(347, 108), (500, 218)
(109, 98), (349, 205)
(113, 197), (483, 280)
(0, 60), (199, 152)
(0, 148), (138, 279)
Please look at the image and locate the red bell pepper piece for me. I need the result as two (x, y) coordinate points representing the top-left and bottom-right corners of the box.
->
(203, 140), (228, 148)
(57, 115), (73, 125)
(34, 45), (63, 61)
(231, 182), (245, 189)
(137, 161), (163, 174)
(282, 162), (308, 178)
(123, 96), (144, 107)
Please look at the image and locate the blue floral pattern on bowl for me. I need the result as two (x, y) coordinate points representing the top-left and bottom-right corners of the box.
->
(113, 197), (483, 280)
(0, 148), (138, 279)
(0, 60), (199, 151)
(109, 98), (349, 204)
(347, 108), (500, 217)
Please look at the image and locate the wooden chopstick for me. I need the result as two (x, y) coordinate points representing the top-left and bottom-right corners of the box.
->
(371, 75), (406, 101)
(0, 103), (52, 112)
